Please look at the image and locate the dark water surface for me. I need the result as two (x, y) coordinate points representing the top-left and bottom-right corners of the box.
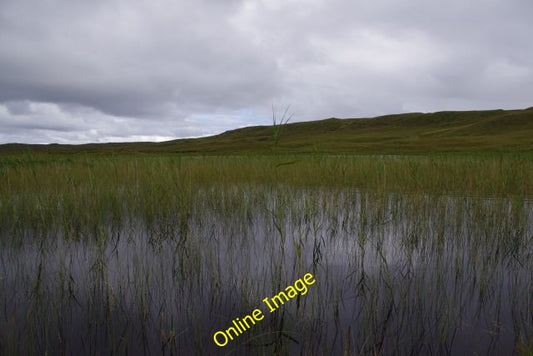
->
(1, 188), (532, 355)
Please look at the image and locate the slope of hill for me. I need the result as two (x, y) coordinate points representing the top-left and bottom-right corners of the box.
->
(1, 107), (533, 155)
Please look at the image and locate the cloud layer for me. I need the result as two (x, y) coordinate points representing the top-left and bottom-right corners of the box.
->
(1, 0), (532, 143)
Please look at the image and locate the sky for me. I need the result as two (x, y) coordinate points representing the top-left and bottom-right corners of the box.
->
(0, 0), (532, 144)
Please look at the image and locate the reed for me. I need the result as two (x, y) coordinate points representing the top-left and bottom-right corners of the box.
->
(0, 152), (532, 354)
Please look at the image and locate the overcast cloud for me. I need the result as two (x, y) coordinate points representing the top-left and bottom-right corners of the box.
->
(0, 0), (532, 143)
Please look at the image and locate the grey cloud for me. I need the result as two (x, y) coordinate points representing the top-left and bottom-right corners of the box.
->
(0, 0), (532, 143)
(0, 101), (182, 143)
(0, 0), (281, 116)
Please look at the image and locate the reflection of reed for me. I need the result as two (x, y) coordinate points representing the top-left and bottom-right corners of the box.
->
(0, 154), (532, 354)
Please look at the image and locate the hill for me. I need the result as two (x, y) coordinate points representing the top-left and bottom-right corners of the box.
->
(1, 107), (533, 155)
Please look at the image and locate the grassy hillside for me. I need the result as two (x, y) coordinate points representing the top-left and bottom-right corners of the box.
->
(1, 107), (532, 155)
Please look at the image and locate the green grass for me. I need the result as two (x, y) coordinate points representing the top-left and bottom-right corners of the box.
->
(1, 107), (532, 155)
(0, 153), (532, 247)
(0, 152), (529, 249)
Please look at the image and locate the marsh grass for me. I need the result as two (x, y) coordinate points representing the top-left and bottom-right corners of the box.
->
(0, 153), (532, 354)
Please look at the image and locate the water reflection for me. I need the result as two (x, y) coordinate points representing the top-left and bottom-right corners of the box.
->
(1, 188), (532, 355)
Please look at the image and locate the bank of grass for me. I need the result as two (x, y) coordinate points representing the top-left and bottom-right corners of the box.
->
(1, 107), (532, 155)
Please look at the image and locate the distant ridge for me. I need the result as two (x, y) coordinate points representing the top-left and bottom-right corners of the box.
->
(1, 107), (533, 155)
